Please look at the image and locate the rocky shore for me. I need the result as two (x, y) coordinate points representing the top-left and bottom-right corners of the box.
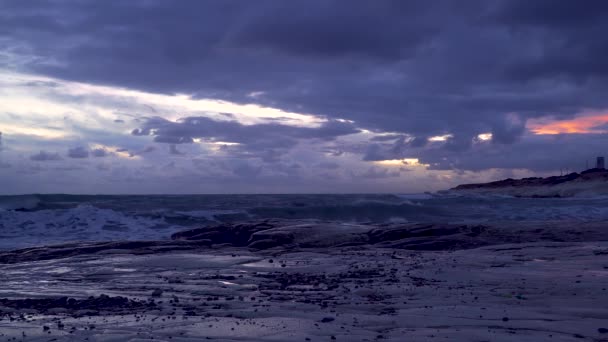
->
(0, 219), (607, 341)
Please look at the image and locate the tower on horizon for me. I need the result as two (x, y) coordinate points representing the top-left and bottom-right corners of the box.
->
(597, 157), (605, 169)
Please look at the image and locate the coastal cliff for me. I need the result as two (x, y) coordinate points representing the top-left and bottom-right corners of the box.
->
(450, 168), (608, 198)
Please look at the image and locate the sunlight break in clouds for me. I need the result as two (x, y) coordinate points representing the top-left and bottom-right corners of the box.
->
(477, 133), (492, 141)
(0, 70), (325, 129)
(374, 159), (429, 168)
(428, 134), (453, 142)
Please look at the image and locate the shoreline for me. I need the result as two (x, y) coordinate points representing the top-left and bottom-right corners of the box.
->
(450, 169), (608, 198)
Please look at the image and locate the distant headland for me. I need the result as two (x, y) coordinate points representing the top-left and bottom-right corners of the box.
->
(450, 157), (608, 198)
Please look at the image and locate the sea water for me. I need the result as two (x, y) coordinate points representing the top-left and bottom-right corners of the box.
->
(1, 193), (607, 250)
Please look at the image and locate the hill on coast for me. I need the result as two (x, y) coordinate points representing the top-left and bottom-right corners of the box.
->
(450, 168), (608, 198)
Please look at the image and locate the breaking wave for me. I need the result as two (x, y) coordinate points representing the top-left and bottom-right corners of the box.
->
(0, 195), (41, 211)
(2, 193), (608, 250)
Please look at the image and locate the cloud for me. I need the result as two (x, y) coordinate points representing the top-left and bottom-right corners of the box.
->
(227, 2), (438, 60)
(67, 146), (89, 159)
(355, 167), (401, 179)
(132, 116), (360, 161)
(169, 144), (185, 155)
(490, 114), (526, 144)
(363, 136), (420, 161)
(133, 116), (359, 144)
(419, 133), (608, 172)
(231, 161), (262, 178)
(30, 150), (62, 161)
(6, 0), (608, 145)
(128, 146), (156, 157)
(316, 162), (340, 170)
(91, 148), (109, 157)
(2, 1), (608, 193)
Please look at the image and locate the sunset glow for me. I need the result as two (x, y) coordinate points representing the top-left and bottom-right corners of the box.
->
(528, 113), (608, 135)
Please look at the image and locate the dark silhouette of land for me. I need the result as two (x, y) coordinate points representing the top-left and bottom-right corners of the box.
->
(452, 168), (608, 197)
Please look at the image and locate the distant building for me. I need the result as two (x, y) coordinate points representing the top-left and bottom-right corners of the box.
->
(597, 157), (605, 169)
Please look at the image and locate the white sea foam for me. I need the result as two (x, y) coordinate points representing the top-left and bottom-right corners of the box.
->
(0, 204), (177, 250)
(2, 194), (608, 251)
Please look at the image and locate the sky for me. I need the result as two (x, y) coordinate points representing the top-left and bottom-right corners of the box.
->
(1, 0), (608, 194)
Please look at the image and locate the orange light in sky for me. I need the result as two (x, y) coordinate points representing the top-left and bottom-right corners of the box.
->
(528, 113), (608, 134)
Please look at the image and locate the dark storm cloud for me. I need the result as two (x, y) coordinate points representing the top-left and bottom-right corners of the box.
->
(227, 1), (439, 60)
(30, 151), (61, 161)
(132, 116), (359, 160)
(3, 0), (608, 173)
(490, 114), (527, 145)
(490, 1), (608, 82)
(67, 146), (89, 159)
(363, 136), (432, 161)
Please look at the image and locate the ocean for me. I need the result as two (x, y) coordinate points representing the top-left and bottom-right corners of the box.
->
(1, 193), (607, 250)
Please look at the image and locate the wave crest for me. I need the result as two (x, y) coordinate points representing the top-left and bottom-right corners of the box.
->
(0, 195), (41, 211)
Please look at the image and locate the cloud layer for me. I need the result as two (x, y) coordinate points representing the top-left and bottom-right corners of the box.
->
(1, 1), (608, 193)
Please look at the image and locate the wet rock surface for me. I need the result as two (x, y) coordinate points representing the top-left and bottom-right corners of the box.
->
(171, 220), (276, 246)
(0, 237), (606, 341)
(0, 219), (607, 341)
(0, 239), (208, 264)
(171, 220), (492, 251)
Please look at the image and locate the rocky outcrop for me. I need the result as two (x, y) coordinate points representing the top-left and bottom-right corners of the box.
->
(171, 220), (276, 246)
(0, 240), (209, 264)
(1, 219), (607, 265)
(171, 220), (489, 251)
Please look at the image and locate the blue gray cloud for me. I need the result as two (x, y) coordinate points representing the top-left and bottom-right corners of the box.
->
(2, 0), (607, 143)
(1, 0), (608, 193)
(30, 151), (62, 162)
(67, 146), (89, 159)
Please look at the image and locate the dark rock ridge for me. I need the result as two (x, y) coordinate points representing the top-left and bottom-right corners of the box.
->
(171, 220), (276, 245)
(0, 239), (211, 264)
(0, 295), (153, 315)
(3, 219), (606, 265)
(0, 220), (490, 264)
(171, 219), (490, 251)
(452, 168), (608, 192)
